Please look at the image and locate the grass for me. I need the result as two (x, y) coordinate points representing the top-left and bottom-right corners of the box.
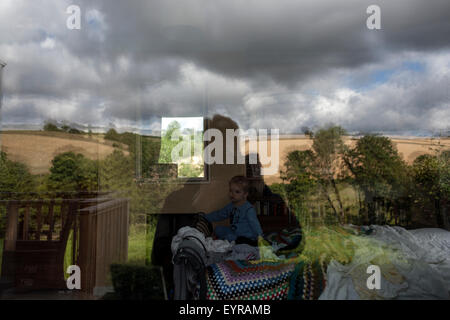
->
(128, 223), (155, 265)
(297, 224), (357, 264)
(59, 222), (156, 276)
(123, 216), (363, 269)
(121, 206), (389, 270)
(63, 231), (75, 279)
(55, 222), (155, 282)
(266, 220), (404, 273)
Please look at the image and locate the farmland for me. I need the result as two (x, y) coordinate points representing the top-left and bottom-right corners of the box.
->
(245, 135), (450, 184)
(0, 131), (129, 174)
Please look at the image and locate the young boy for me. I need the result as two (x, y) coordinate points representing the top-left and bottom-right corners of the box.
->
(204, 176), (263, 243)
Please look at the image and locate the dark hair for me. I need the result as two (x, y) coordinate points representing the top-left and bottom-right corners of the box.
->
(229, 175), (249, 193)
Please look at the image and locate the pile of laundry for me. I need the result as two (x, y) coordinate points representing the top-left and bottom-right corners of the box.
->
(171, 226), (260, 300)
(171, 226), (260, 265)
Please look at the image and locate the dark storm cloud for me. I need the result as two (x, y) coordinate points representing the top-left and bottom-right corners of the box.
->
(0, 0), (449, 133)
(71, 0), (450, 85)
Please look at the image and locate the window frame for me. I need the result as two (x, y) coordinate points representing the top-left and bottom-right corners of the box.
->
(135, 117), (210, 184)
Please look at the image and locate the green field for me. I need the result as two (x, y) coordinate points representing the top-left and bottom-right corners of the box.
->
(128, 223), (156, 265)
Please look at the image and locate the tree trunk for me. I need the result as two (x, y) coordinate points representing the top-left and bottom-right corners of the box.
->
(364, 190), (376, 225)
(321, 183), (338, 218)
(435, 196), (443, 228)
(331, 178), (344, 221)
(441, 198), (449, 231)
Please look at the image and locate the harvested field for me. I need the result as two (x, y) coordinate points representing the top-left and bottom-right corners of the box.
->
(244, 135), (450, 184)
(0, 131), (129, 174)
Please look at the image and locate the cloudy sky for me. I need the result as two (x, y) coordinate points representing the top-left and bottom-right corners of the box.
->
(0, 0), (449, 135)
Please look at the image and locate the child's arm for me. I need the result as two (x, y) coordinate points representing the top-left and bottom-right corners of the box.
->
(247, 207), (263, 236)
(204, 203), (232, 223)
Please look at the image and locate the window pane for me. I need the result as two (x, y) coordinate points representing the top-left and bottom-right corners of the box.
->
(159, 117), (204, 178)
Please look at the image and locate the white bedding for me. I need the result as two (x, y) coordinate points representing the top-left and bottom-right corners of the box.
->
(319, 226), (450, 300)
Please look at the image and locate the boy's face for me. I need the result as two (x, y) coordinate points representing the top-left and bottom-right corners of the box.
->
(229, 183), (248, 204)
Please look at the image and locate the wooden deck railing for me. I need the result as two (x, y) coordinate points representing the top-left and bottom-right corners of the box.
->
(0, 199), (84, 290)
(77, 198), (129, 295)
(0, 194), (129, 295)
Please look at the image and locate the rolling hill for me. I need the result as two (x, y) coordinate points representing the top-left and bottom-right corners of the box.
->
(0, 131), (130, 175)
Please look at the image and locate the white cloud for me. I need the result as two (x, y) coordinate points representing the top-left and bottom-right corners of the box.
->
(1, 0), (450, 136)
(40, 37), (55, 49)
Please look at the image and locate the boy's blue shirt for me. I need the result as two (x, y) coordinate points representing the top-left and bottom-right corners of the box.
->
(205, 201), (263, 240)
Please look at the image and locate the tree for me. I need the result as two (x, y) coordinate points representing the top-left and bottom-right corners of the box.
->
(43, 123), (61, 132)
(47, 152), (98, 192)
(310, 126), (347, 219)
(280, 150), (316, 214)
(412, 151), (450, 228)
(343, 135), (410, 225)
(68, 128), (82, 134)
(301, 126), (314, 139)
(99, 150), (134, 191)
(159, 121), (182, 164)
(0, 151), (35, 194)
(278, 126), (348, 222)
(104, 128), (121, 142)
(440, 150), (450, 200)
(178, 164), (203, 178)
(98, 149), (178, 224)
(140, 137), (162, 177)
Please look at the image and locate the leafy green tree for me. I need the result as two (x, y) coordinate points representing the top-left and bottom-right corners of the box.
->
(278, 126), (347, 222)
(158, 121), (204, 178)
(77, 157), (99, 191)
(310, 126), (347, 219)
(104, 128), (121, 142)
(343, 135), (410, 225)
(99, 150), (134, 191)
(140, 137), (161, 176)
(159, 121), (182, 164)
(178, 164), (203, 178)
(103, 129), (161, 166)
(301, 126), (314, 139)
(439, 150), (450, 200)
(98, 149), (178, 224)
(43, 123), (60, 132)
(0, 151), (35, 194)
(412, 151), (450, 228)
(47, 152), (98, 192)
(280, 150), (316, 214)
